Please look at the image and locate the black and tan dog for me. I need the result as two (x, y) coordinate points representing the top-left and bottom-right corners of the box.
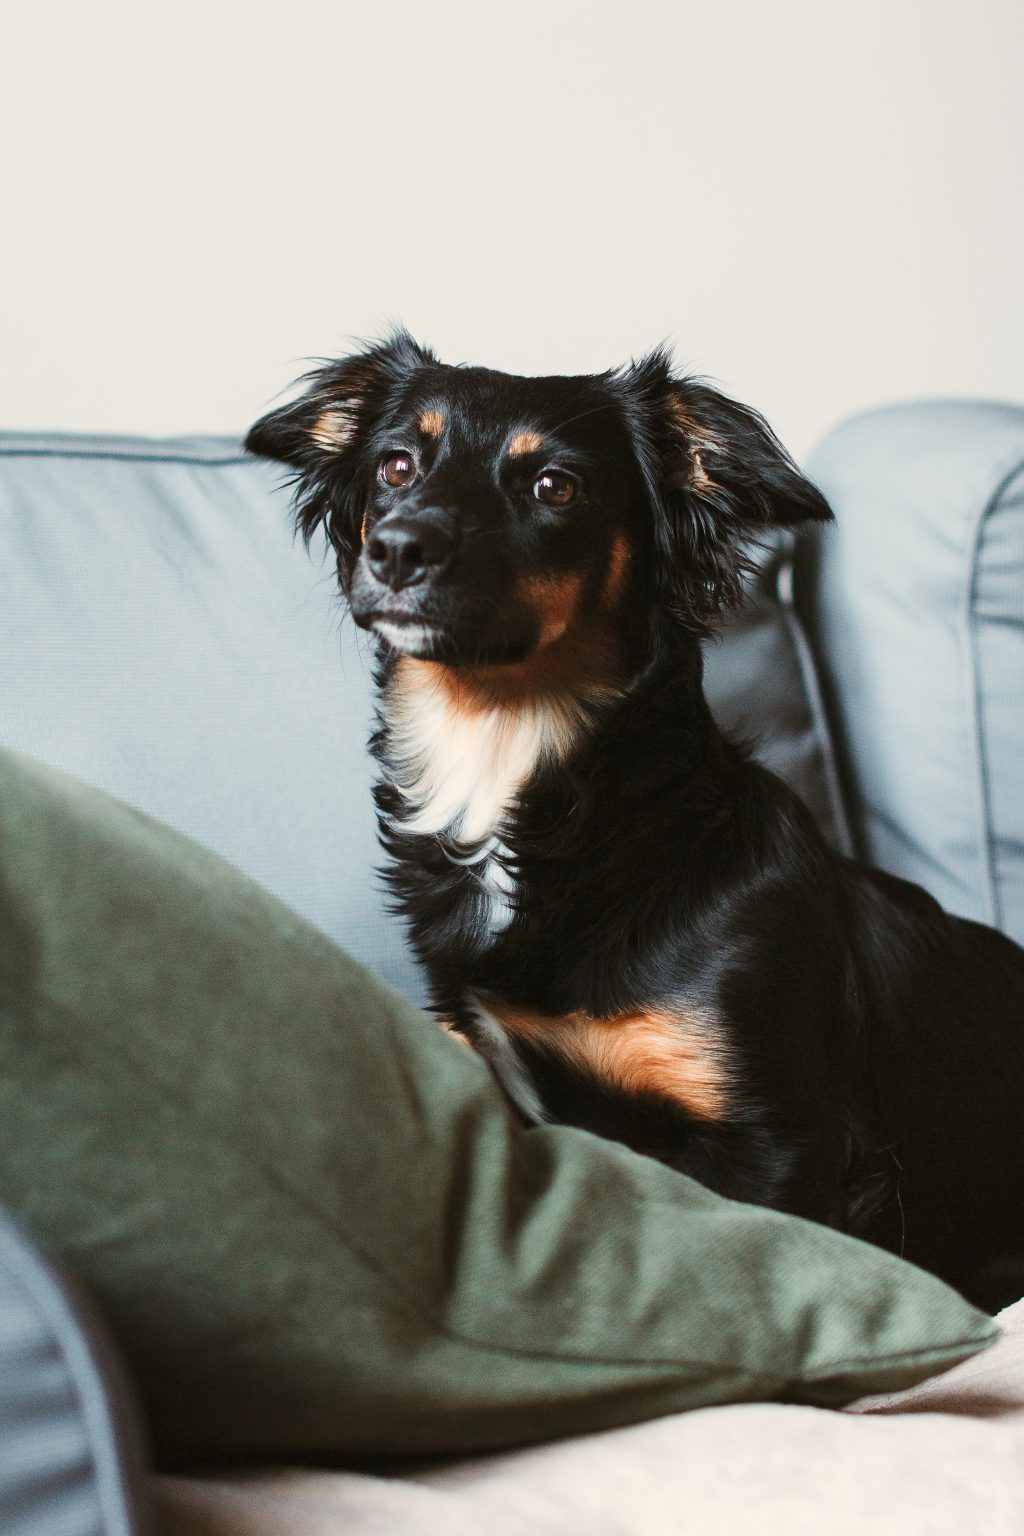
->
(248, 331), (1024, 1311)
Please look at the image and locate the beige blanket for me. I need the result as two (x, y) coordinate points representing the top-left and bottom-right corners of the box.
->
(157, 1298), (1024, 1535)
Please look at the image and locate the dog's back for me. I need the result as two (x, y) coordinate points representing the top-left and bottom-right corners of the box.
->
(844, 868), (1024, 1308)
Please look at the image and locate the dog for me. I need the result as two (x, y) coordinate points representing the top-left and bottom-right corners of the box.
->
(247, 331), (1024, 1312)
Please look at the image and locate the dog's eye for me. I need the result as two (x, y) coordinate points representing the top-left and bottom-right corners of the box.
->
(533, 471), (577, 507)
(380, 453), (417, 488)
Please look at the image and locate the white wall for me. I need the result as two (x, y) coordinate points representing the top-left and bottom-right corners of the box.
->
(2, 0), (1021, 459)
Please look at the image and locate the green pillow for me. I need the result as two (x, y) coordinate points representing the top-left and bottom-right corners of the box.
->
(0, 746), (996, 1468)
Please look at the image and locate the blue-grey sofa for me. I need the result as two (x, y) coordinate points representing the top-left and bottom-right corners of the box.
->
(2, 400), (1023, 1534)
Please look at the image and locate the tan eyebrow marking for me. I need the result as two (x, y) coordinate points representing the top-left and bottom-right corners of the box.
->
(482, 999), (732, 1122)
(418, 408), (446, 438)
(508, 429), (544, 459)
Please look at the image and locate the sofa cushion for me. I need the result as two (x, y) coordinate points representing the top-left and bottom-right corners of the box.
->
(806, 402), (1024, 941)
(0, 747), (994, 1467)
(0, 432), (850, 1011)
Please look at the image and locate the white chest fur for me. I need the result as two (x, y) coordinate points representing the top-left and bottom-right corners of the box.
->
(383, 660), (592, 844)
(437, 834), (519, 937)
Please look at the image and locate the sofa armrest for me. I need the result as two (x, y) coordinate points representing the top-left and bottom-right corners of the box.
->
(0, 1206), (150, 1536)
(802, 400), (1024, 940)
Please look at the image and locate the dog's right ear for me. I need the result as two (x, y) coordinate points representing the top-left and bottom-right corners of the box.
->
(245, 330), (435, 576)
(620, 347), (831, 635)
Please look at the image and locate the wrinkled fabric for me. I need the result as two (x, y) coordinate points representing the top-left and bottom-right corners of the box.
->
(0, 748), (994, 1469)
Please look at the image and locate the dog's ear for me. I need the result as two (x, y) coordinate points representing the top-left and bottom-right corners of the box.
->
(625, 351), (832, 634)
(245, 330), (435, 577)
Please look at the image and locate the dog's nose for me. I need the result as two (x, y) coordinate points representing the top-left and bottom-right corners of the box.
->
(365, 514), (456, 591)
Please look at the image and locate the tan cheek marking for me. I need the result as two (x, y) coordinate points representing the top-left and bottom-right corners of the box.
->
(360, 509), (368, 545)
(508, 430), (544, 459)
(486, 1000), (730, 1123)
(516, 573), (584, 648)
(418, 408), (446, 438)
(310, 406), (356, 451)
(395, 655), (487, 721)
(602, 533), (632, 607)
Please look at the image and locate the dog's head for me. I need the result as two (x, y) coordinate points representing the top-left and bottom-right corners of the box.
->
(246, 331), (831, 666)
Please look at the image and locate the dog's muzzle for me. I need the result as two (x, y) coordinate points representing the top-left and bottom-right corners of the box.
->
(364, 510), (457, 593)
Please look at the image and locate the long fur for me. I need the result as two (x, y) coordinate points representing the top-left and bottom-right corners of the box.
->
(248, 332), (1024, 1312)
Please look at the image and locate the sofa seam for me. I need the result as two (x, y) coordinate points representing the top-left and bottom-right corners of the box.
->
(0, 446), (248, 468)
(962, 453), (1024, 930)
(0, 1225), (147, 1536)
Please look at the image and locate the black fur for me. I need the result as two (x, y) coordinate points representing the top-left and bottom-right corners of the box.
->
(248, 331), (1024, 1312)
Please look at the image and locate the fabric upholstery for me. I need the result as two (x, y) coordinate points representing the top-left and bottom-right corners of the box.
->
(806, 401), (1024, 940)
(0, 1207), (148, 1536)
(0, 433), (423, 1004)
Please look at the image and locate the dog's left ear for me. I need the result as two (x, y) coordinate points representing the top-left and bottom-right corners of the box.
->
(627, 353), (832, 633)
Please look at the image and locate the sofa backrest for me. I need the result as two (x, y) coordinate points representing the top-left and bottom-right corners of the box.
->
(0, 432), (845, 1004)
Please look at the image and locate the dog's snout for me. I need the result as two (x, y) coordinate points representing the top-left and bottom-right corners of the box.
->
(365, 513), (456, 591)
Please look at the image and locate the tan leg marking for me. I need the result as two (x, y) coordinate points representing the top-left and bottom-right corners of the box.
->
(483, 999), (731, 1122)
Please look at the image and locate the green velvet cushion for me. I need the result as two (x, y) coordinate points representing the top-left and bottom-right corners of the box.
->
(0, 747), (997, 1468)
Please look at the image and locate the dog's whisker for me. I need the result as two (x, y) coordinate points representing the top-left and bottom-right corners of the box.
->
(544, 401), (620, 437)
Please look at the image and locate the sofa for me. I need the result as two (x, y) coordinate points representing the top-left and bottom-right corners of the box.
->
(1, 399), (1023, 1534)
